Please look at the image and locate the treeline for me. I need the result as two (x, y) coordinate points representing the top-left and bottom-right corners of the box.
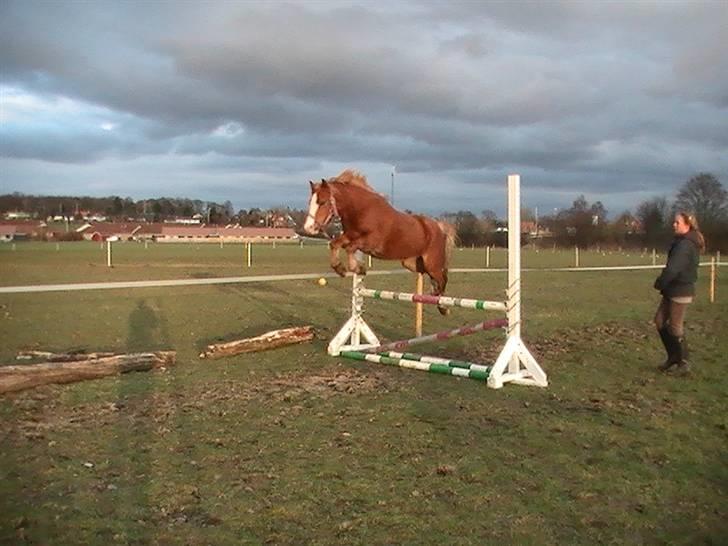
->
(2, 173), (726, 251)
(445, 173), (727, 252)
(0, 194), (275, 226)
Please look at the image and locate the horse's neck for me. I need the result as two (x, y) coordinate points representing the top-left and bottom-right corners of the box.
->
(332, 183), (383, 228)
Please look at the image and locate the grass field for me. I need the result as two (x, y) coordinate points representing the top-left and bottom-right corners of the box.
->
(0, 241), (668, 286)
(1, 243), (726, 545)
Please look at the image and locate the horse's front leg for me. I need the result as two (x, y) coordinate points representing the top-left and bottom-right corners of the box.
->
(346, 246), (367, 275)
(329, 235), (350, 277)
(428, 270), (450, 316)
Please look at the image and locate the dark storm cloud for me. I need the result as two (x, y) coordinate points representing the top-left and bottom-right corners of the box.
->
(1, 0), (726, 214)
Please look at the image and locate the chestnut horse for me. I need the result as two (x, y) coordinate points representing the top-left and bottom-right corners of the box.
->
(303, 170), (456, 315)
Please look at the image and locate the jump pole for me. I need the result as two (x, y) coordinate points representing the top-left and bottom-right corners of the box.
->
(415, 273), (424, 336)
(328, 174), (547, 389)
(341, 351), (491, 381)
(360, 288), (506, 311)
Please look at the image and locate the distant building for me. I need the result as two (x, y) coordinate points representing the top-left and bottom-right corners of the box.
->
(154, 225), (299, 243)
(4, 211), (33, 220)
(494, 222), (552, 238)
(0, 221), (46, 240)
(164, 215), (203, 225)
(135, 223), (164, 239)
(49, 215), (73, 222)
(0, 225), (16, 242)
(77, 223), (142, 242)
(269, 213), (295, 228)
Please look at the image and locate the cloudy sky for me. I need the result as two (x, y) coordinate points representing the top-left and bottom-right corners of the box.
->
(1, 0), (726, 218)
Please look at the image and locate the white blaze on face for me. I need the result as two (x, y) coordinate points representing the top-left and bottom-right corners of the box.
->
(303, 193), (320, 234)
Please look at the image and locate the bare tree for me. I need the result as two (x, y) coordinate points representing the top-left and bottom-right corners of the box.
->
(636, 197), (671, 248)
(675, 173), (727, 229)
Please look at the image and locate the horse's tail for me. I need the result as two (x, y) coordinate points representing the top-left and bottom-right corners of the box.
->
(436, 220), (456, 270)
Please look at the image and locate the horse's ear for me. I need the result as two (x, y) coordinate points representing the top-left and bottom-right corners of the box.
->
(320, 179), (328, 188)
(309, 180), (315, 192)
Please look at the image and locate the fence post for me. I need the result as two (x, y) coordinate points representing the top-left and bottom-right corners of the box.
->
(486, 245), (491, 268)
(106, 240), (112, 267)
(710, 257), (716, 303)
(575, 246), (579, 268)
(415, 273), (424, 336)
(247, 242), (252, 268)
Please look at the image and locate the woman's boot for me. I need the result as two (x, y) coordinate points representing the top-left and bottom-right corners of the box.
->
(657, 328), (680, 372)
(674, 337), (691, 375)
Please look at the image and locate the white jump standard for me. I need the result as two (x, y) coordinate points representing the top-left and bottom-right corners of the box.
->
(328, 174), (547, 389)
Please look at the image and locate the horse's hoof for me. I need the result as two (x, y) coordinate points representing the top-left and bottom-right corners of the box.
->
(333, 265), (347, 277)
(438, 306), (450, 316)
(356, 265), (367, 275)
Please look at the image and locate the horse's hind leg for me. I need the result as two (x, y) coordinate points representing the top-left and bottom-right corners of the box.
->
(401, 257), (417, 273)
(401, 256), (424, 274)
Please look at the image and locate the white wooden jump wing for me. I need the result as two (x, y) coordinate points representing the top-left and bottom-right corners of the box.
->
(328, 174), (547, 389)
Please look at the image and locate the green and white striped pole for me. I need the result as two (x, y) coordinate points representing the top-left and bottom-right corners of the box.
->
(378, 351), (490, 374)
(341, 350), (490, 381)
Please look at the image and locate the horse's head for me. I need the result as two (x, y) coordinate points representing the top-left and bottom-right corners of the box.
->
(303, 179), (337, 235)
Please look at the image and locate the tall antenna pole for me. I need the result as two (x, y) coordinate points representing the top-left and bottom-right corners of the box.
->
(390, 165), (396, 205)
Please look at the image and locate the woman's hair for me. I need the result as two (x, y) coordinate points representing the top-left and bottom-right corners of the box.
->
(676, 211), (706, 252)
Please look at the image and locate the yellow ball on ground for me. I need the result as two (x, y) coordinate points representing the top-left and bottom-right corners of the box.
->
(318, 277), (327, 286)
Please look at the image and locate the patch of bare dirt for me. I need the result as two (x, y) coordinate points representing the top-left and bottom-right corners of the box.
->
(258, 367), (391, 400)
(464, 320), (655, 365)
(1, 366), (392, 440)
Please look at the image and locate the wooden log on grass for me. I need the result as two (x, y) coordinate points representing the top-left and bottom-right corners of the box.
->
(16, 350), (117, 362)
(0, 352), (176, 394)
(199, 326), (314, 359)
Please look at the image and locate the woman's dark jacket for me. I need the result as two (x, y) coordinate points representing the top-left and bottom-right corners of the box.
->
(654, 230), (701, 298)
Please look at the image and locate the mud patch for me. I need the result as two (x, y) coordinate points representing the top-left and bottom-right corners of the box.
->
(1, 366), (392, 440)
(463, 320), (655, 366)
(254, 366), (391, 402)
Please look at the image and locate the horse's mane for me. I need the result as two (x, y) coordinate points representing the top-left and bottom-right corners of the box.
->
(333, 169), (376, 192)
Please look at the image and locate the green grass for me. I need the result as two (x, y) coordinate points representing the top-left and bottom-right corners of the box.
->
(0, 241), (670, 286)
(0, 246), (726, 545)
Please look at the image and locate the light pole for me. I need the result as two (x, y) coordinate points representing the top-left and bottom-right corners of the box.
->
(390, 165), (396, 206)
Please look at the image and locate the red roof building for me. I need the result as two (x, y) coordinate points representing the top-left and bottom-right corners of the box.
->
(78, 223), (142, 242)
(0, 220), (47, 239)
(0, 225), (17, 242)
(155, 225), (298, 242)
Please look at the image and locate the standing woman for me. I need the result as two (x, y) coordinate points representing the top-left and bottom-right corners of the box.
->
(653, 211), (705, 373)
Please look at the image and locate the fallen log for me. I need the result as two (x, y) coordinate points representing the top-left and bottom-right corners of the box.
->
(0, 351), (176, 395)
(16, 350), (117, 362)
(199, 326), (314, 359)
